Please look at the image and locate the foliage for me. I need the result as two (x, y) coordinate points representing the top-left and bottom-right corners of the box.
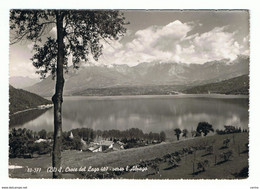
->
(223, 138), (230, 148)
(168, 155), (181, 167)
(33, 142), (52, 155)
(216, 126), (242, 135)
(183, 74), (249, 95)
(10, 10), (128, 78)
(196, 122), (214, 136)
(38, 129), (47, 139)
(219, 150), (233, 162)
(182, 129), (188, 138)
(151, 163), (159, 175)
(10, 10), (128, 178)
(62, 132), (83, 150)
(71, 128), (96, 142)
(159, 131), (166, 142)
(197, 160), (209, 172)
(73, 85), (182, 96)
(9, 128), (51, 158)
(174, 128), (182, 140)
(9, 128), (34, 158)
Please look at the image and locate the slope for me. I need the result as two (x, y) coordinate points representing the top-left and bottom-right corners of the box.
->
(9, 85), (52, 115)
(183, 75), (249, 95)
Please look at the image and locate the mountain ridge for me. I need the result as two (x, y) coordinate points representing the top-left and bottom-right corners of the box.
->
(25, 55), (249, 97)
(183, 74), (249, 95)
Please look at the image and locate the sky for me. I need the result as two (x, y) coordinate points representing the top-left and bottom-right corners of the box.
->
(9, 10), (250, 79)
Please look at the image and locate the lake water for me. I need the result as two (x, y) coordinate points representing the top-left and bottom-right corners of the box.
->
(11, 95), (249, 133)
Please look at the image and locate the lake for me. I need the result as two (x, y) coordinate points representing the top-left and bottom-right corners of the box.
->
(10, 95), (249, 133)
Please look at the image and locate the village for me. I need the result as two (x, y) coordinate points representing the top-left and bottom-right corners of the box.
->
(68, 131), (125, 153)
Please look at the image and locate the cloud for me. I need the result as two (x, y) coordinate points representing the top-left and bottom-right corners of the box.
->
(50, 26), (57, 38)
(177, 27), (243, 63)
(10, 20), (250, 78)
(9, 60), (38, 79)
(96, 20), (248, 66)
(27, 43), (34, 51)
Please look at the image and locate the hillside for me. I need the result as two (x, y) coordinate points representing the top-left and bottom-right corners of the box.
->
(73, 85), (185, 96)
(9, 85), (52, 115)
(25, 55), (249, 96)
(183, 75), (249, 95)
(9, 132), (248, 179)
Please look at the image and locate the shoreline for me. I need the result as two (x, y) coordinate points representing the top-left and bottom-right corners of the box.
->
(10, 104), (53, 116)
(57, 94), (249, 100)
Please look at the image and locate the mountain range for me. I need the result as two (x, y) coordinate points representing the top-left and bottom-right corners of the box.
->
(23, 55), (249, 97)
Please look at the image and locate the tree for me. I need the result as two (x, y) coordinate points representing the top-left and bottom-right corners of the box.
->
(174, 128), (182, 141)
(159, 131), (166, 142)
(196, 122), (214, 136)
(10, 10), (128, 178)
(38, 129), (47, 139)
(9, 128), (34, 158)
(224, 125), (236, 134)
(182, 129), (188, 138)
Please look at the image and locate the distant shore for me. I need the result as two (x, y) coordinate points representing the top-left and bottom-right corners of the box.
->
(10, 104), (53, 116)
(58, 93), (249, 100)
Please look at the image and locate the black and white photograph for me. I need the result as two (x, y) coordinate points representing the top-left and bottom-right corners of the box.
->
(7, 9), (250, 180)
(1, 0), (260, 188)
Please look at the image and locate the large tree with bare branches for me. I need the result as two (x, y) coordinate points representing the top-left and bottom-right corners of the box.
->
(10, 10), (128, 178)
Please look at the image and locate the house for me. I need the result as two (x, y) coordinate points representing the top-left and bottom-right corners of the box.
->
(99, 140), (114, 148)
(86, 140), (125, 153)
(112, 142), (124, 150)
(34, 138), (51, 143)
(88, 145), (102, 152)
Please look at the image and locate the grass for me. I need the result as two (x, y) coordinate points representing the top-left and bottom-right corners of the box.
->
(9, 132), (248, 179)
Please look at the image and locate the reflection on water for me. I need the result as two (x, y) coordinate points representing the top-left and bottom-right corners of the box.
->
(12, 95), (249, 133)
(9, 108), (50, 127)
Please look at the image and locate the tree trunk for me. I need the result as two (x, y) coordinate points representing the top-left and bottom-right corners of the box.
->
(52, 11), (65, 179)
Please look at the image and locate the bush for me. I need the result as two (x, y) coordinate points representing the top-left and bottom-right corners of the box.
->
(216, 126), (242, 135)
(38, 129), (47, 139)
(174, 128), (182, 140)
(197, 160), (209, 172)
(223, 138), (230, 148)
(159, 131), (166, 142)
(9, 128), (34, 158)
(219, 150), (233, 162)
(33, 142), (51, 155)
(196, 122), (214, 136)
(182, 129), (188, 138)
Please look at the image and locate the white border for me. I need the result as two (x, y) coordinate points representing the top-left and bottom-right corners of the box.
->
(1, 0), (260, 189)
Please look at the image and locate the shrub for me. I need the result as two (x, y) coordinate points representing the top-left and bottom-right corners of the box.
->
(197, 160), (209, 172)
(38, 129), (47, 139)
(182, 129), (188, 138)
(196, 122), (214, 136)
(219, 150), (233, 162)
(223, 138), (230, 148)
(174, 128), (182, 141)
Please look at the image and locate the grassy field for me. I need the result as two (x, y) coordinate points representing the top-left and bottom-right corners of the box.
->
(9, 132), (248, 179)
